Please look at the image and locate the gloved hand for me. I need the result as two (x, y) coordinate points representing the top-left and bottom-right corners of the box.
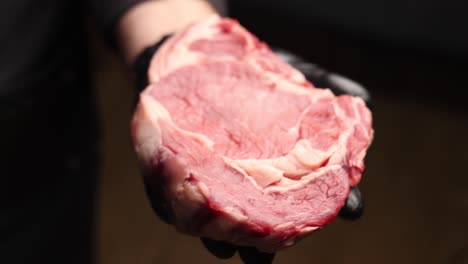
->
(132, 37), (369, 264)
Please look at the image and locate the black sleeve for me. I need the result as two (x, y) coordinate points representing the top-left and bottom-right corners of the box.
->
(88, 0), (146, 47)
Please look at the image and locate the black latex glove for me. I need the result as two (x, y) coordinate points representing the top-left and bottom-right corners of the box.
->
(133, 37), (369, 264)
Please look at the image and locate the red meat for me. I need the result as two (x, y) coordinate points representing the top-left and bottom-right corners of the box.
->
(131, 15), (373, 252)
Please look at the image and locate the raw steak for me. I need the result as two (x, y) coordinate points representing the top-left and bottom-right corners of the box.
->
(131, 15), (373, 252)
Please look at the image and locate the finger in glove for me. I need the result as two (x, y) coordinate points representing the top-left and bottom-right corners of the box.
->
(339, 186), (364, 220)
(238, 246), (275, 264)
(201, 238), (275, 264)
(272, 48), (372, 108)
(200, 238), (237, 259)
(143, 177), (173, 224)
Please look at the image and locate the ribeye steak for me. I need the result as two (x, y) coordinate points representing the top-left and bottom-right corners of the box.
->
(131, 15), (373, 252)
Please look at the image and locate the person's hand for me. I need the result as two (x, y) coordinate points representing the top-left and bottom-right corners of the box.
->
(132, 39), (369, 264)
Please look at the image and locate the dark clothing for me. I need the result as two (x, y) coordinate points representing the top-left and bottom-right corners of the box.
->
(0, 0), (143, 95)
(0, 0), (143, 263)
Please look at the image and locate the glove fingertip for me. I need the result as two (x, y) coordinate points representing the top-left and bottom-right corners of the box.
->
(201, 238), (237, 259)
(238, 246), (275, 264)
(339, 186), (364, 221)
(326, 73), (372, 108)
(143, 180), (173, 224)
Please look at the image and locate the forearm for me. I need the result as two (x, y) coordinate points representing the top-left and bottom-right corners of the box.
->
(116, 0), (218, 65)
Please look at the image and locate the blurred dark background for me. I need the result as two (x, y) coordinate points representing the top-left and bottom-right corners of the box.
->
(92, 1), (468, 264)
